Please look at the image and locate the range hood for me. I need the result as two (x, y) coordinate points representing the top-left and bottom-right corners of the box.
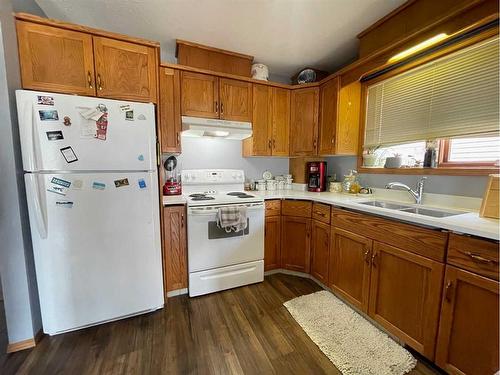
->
(181, 116), (252, 140)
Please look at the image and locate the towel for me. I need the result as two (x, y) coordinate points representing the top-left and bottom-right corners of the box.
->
(216, 206), (248, 233)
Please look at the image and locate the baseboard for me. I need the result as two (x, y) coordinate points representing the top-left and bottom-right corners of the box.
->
(166, 288), (188, 298)
(264, 268), (331, 291)
(6, 328), (43, 353)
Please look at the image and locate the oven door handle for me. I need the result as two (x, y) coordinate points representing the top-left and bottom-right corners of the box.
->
(189, 204), (264, 216)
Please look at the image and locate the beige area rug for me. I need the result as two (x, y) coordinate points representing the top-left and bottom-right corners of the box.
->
(284, 291), (417, 375)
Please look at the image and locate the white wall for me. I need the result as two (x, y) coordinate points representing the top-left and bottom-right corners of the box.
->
(162, 136), (289, 181)
(0, 0), (43, 346)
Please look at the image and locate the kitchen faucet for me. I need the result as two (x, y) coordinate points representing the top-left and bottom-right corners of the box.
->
(385, 177), (427, 204)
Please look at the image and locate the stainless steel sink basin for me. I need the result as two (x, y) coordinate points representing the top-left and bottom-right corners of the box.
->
(399, 207), (466, 217)
(359, 200), (412, 210)
(358, 200), (466, 217)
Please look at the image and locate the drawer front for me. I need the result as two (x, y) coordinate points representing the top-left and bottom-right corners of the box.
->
(265, 200), (281, 217)
(312, 202), (331, 224)
(282, 200), (312, 218)
(447, 233), (499, 280)
(331, 208), (447, 262)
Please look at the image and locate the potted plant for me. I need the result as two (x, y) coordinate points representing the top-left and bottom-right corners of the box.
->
(362, 146), (380, 167)
(384, 153), (403, 168)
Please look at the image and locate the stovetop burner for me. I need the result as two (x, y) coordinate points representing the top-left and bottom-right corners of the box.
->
(190, 196), (215, 201)
(227, 192), (255, 198)
(189, 193), (207, 198)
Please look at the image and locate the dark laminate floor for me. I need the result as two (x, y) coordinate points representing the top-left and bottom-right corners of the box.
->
(0, 274), (441, 374)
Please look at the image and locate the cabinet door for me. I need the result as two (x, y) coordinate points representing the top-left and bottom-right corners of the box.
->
(318, 77), (339, 155)
(219, 78), (253, 122)
(436, 266), (499, 375)
(336, 81), (361, 155)
(163, 206), (188, 294)
(250, 84), (272, 155)
(310, 220), (330, 284)
(16, 21), (95, 96)
(180, 71), (219, 118)
(93, 37), (157, 103)
(271, 87), (291, 156)
(330, 228), (372, 312)
(159, 68), (181, 153)
(290, 87), (319, 156)
(368, 241), (444, 360)
(264, 216), (281, 271)
(281, 216), (311, 273)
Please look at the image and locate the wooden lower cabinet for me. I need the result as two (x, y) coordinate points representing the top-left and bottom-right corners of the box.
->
(162, 205), (188, 295)
(329, 228), (372, 312)
(435, 265), (499, 375)
(264, 216), (281, 271)
(310, 220), (330, 284)
(281, 216), (311, 273)
(368, 241), (444, 360)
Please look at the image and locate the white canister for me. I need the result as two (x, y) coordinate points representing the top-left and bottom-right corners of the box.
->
(256, 180), (266, 191)
(266, 179), (277, 191)
(251, 64), (269, 81)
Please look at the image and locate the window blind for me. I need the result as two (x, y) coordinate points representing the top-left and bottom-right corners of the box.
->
(364, 37), (499, 148)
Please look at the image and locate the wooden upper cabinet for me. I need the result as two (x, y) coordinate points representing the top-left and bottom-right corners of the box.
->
(162, 205), (188, 294)
(330, 228), (372, 313)
(270, 87), (290, 156)
(16, 20), (95, 96)
(93, 37), (157, 103)
(435, 265), (499, 375)
(336, 81), (361, 155)
(219, 78), (252, 122)
(290, 87), (319, 156)
(368, 241), (444, 360)
(247, 84), (272, 156)
(281, 216), (311, 273)
(180, 71), (219, 118)
(159, 67), (181, 153)
(310, 220), (330, 284)
(318, 77), (339, 155)
(243, 86), (290, 157)
(264, 215), (281, 271)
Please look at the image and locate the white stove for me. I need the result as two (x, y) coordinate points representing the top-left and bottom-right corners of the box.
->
(181, 169), (264, 297)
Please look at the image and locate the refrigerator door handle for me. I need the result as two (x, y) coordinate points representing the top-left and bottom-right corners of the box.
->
(18, 100), (38, 171)
(27, 174), (47, 239)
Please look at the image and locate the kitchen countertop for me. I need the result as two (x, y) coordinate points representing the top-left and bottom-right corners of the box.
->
(252, 190), (500, 241)
(162, 195), (187, 206)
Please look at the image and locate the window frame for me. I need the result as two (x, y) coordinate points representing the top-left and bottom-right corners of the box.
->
(357, 27), (500, 176)
(438, 139), (499, 168)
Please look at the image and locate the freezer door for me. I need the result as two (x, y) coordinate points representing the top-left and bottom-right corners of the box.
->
(24, 171), (163, 335)
(16, 90), (157, 172)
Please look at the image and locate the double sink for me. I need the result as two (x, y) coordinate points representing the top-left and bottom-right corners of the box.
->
(358, 200), (467, 218)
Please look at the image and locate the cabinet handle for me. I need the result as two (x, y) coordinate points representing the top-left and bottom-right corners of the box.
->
(444, 280), (454, 302)
(220, 102), (224, 114)
(273, 139), (276, 149)
(215, 101), (219, 113)
(464, 251), (496, 264)
(181, 213), (184, 228)
(313, 139), (317, 150)
(87, 71), (93, 89)
(97, 74), (103, 91)
(268, 139), (272, 149)
(314, 211), (326, 217)
(371, 252), (378, 267)
(364, 249), (371, 264)
(331, 137), (335, 144)
(176, 132), (180, 145)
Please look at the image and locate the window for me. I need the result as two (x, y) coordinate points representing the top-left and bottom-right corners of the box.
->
(362, 35), (500, 173)
(440, 136), (500, 167)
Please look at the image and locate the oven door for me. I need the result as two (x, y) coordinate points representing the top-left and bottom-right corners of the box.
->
(187, 202), (264, 273)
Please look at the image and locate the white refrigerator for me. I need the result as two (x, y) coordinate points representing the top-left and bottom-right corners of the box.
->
(16, 90), (164, 335)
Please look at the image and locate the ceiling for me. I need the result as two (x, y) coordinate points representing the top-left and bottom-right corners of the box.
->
(35, 0), (406, 82)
